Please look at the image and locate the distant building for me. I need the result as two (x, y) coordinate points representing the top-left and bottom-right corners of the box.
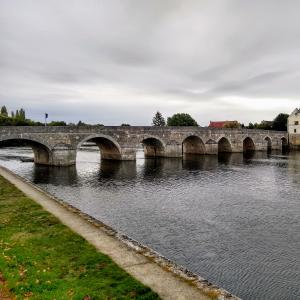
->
(209, 121), (226, 128)
(209, 120), (240, 128)
(288, 108), (300, 149)
(288, 108), (300, 134)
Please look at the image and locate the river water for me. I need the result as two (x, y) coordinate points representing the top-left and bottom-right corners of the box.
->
(0, 147), (299, 300)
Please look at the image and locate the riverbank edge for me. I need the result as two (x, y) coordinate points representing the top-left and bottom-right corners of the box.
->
(0, 166), (240, 300)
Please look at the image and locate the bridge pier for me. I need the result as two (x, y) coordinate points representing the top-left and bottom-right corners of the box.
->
(119, 148), (136, 160)
(33, 147), (51, 165)
(253, 142), (265, 151)
(164, 144), (182, 158)
(231, 143), (243, 152)
(49, 146), (77, 166)
(205, 140), (218, 154)
(49, 148), (136, 166)
(271, 139), (282, 150)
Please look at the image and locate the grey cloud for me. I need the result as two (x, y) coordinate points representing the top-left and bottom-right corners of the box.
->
(1, 0), (300, 125)
(209, 70), (289, 94)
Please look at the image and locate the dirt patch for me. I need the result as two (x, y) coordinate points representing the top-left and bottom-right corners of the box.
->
(10, 232), (36, 243)
(0, 273), (14, 300)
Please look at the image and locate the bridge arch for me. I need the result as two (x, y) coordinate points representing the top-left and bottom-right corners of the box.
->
(182, 135), (206, 154)
(243, 137), (255, 152)
(0, 138), (50, 165)
(77, 134), (122, 160)
(217, 137), (232, 153)
(140, 136), (165, 157)
(264, 136), (272, 152)
(281, 137), (288, 151)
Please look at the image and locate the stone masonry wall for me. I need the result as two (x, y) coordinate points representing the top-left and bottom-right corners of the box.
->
(0, 126), (289, 166)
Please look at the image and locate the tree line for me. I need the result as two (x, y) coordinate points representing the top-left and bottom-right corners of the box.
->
(0, 104), (289, 131)
(0, 106), (35, 126)
(152, 111), (289, 131)
(0, 105), (75, 126)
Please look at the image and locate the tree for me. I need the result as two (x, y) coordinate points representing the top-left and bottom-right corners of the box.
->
(121, 123), (130, 126)
(256, 121), (273, 130)
(19, 108), (26, 120)
(48, 121), (67, 126)
(167, 113), (198, 126)
(0, 105), (46, 126)
(152, 111), (165, 126)
(77, 120), (87, 126)
(0, 106), (8, 117)
(273, 113), (289, 131)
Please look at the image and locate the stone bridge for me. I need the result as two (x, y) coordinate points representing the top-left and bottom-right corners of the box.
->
(0, 126), (288, 166)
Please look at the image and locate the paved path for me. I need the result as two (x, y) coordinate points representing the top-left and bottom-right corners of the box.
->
(0, 166), (239, 300)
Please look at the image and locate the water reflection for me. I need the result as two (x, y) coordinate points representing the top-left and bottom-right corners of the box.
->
(217, 153), (232, 165)
(142, 158), (165, 177)
(183, 154), (218, 170)
(32, 164), (78, 185)
(23, 150), (300, 188)
(287, 152), (300, 184)
(0, 148), (299, 300)
(99, 160), (137, 180)
(142, 158), (183, 178)
(242, 150), (256, 161)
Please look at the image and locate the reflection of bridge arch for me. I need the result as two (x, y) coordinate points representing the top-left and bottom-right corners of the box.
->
(77, 134), (122, 160)
(243, 137), (255, 152)
(182, 135), (206, 154)
(264, 136), (272, 151)
(217, 137), (232, 153)
(0, 138), (50, 165)
(140, 136), (165, 157)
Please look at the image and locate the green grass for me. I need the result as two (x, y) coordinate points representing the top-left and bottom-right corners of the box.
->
(0, 175), (160, 300)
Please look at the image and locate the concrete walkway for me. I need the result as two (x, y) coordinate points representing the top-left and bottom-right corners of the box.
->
(0, 166), (239, 300)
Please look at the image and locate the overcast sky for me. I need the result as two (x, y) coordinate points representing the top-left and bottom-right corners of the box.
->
(1, 1), (300, 125)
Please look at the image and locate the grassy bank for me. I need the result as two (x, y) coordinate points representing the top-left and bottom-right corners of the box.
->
(0, 175), (160, 300)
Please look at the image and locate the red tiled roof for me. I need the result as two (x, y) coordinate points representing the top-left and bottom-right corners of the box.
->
(209, 121), (226, 128)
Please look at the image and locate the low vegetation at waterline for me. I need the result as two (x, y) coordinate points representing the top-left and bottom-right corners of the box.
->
(0, 176), (160, 299)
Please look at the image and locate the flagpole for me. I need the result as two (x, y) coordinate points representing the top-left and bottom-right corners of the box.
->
(45, 113), (48, 126)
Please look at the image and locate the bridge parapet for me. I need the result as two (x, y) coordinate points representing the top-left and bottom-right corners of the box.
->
(0, 125), (288, 134)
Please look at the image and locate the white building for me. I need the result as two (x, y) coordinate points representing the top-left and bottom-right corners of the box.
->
(288, 108), (300, 149)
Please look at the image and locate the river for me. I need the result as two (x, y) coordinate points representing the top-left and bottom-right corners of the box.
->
(0, 147), (299, 300)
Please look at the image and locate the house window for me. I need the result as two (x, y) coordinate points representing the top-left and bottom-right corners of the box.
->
(295, 121), (299, 125)
(294, 129), (297, 133)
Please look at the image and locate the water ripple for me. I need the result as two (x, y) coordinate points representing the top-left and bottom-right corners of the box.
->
(0, 148), (299, 300)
